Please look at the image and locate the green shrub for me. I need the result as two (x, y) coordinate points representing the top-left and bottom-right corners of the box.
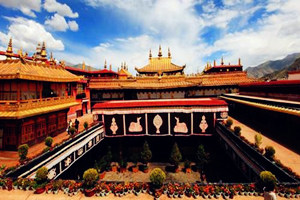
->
(130, 153), (139, 166)
(141, 141), (152, 165)
(225, 119), (233, 128)
(196, 144), (209, 171)
(149, 168), (166, 189)
(260, 171), (277, 191)
(84, 121), (88, 129)
(35, 167), (48, 184)
(264, 146), (275, 159)
(233, 126), (241, 136)
(170, 142), (182, 167)
(83, 168), (98, 189)
(45, 137), (53, 148)
(69, 127), (76, 135)
(255, 134), (263, 148)
(18, 144), (29, 161)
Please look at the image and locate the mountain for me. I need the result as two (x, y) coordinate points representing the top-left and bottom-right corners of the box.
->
(246, 53), (300, 78)
(262, 57), (300, 80)
(71, 63), (98, 71)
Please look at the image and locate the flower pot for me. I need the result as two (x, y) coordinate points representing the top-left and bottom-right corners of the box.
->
(35, 187), (46, 194)
(120, 168), (127, 173)
(111, 166), (118, 172)
(185, 168), (192, 173)
(132, 166), (139, 173)
(85, 188), (95, 197)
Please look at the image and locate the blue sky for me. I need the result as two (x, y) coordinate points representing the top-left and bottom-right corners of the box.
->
(0, 0), (300, 73)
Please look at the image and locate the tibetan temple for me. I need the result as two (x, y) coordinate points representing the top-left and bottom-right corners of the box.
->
(0, 39), (86, 150)
(0, 41), (255, 150)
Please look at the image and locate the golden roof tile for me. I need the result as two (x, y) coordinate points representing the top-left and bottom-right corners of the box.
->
(0, 59), (80, 82)
(136, 57), (185, 73)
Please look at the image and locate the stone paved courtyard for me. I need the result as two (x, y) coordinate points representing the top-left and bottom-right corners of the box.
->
(102, 162), (200, 183)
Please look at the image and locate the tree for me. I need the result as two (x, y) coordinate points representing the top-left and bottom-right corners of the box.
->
(259, 171), (277, 191)
(255, 133), (262, 148)
(83, 168), (99, 189)
(264, 146), (276, 160)
(35, 167), (48, 184)
(150, 168), (166, 189)
(18, 144), (29, 161)
(196, 144), (209, 171)
(169, 142), (182, 168)
(233, 126), (241, 136)
(225, 119), (233, 128)
(141, 141), (152, 165)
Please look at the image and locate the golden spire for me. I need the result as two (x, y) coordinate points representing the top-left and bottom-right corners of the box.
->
(168, 47), (171, 58)
(121, 62), (123, 69)
(158, 45), (162, 57)
(213, 60), (216, 67)
(149, 49), (152, 59)
(41, 42), (47, 58)
(82, 61), (86, 70)
(109, 64), (112, 71)
(221, 57), (224, 65)
(238, 58), (241, 66)
(17, 48), (23, 56)
(104, 60), (107, 69)
(124, 62), (127, 70)
(6, 38), (13, 54)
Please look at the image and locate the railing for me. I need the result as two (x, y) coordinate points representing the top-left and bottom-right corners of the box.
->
(216, 122), (299, 183)
(0, 96), (76, 111)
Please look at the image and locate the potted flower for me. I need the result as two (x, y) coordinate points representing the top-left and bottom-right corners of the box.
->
(111, 162), (118, 172)
(83, 168), (98, 197)
(134, 182), (142, 195)
(184, 160), (191, 173)
(185, 184), (194, 197)
(130, 153), (139, 173)
(34, 167), (48, 194)
(119, 159), (127, 173)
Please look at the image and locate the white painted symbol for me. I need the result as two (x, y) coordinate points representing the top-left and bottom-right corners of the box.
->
(78, 148), (83, 156)
(174, 117), (188, 133)
(199, 115), (208, 133)
(129, 117), (143, 132)
(64, 157), (72, 167)
(110, 117), (118, 134)
(153, 114), (163, 133)
(47, 168), (56, 180)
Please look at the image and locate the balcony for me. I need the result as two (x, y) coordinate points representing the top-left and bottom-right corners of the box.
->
(0, 96), (76, 112)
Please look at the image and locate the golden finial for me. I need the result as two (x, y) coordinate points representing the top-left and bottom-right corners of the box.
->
(238, 58), (241, 66)
(149, 49), (152, 59)
(6, 38), (13, 54)
(158, 45), (162, 57)
(82, 61), (86, 70)
(121, 62), (123, 69)
(109, 64), (112, 71)
(124, 62), (127, 70)
(36, 43), (41, 56)
(17, 48), (23, 56)
(104, 60), (107, 69)
(213, 60), (216, 67)
(168, 47), (171, 58)
(221, 57), (224, 65)
(41, 42), (47, 58)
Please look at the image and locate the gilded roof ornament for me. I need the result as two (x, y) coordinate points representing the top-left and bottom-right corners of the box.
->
(109, 64), (112, 71)
(221, 57), (224, 65)
(238, 58), (241, 66)
(104, 60), (107, 69)
(168, 47), (171, 58)
(149, 49), (152, 59)
(41, 42), (47, 58)
(158, 45), (162, 57)
(6, 38), (13, 54)
(82, 61), (86, 70)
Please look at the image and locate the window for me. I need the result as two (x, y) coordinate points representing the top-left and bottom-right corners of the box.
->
(22, 123), (35, 143)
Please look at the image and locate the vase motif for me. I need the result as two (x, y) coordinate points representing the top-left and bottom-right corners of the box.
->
(153, 114), (163, 133)
(110, 117), (118, 134)
(199, 115), (208, 133)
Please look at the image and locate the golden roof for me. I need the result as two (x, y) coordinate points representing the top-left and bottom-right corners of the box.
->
(136, 57), (185, 74)
(0, 59), (80, 82)
(0, 96), (79, 119)
(118, 67), (132, 77)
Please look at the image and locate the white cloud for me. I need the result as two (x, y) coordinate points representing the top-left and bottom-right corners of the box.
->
(44, 0), (79, 18)
(0, 0), (41, 17)
(45, 14), (69, 31)
(0, 17), (64, 53)
(68, 20), (79, 31)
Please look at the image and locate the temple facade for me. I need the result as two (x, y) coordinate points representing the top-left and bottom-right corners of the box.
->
(88, 46), (254, 107)
(0, 39), (80, 150)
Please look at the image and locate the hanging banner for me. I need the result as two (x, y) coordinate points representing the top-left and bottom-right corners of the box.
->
(147, 113), (169, 135)
(104, 114), (124, 136)
(193, 112), (214, 134)
(125, 114), (146, 135)
(170, 113), (191, 135)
